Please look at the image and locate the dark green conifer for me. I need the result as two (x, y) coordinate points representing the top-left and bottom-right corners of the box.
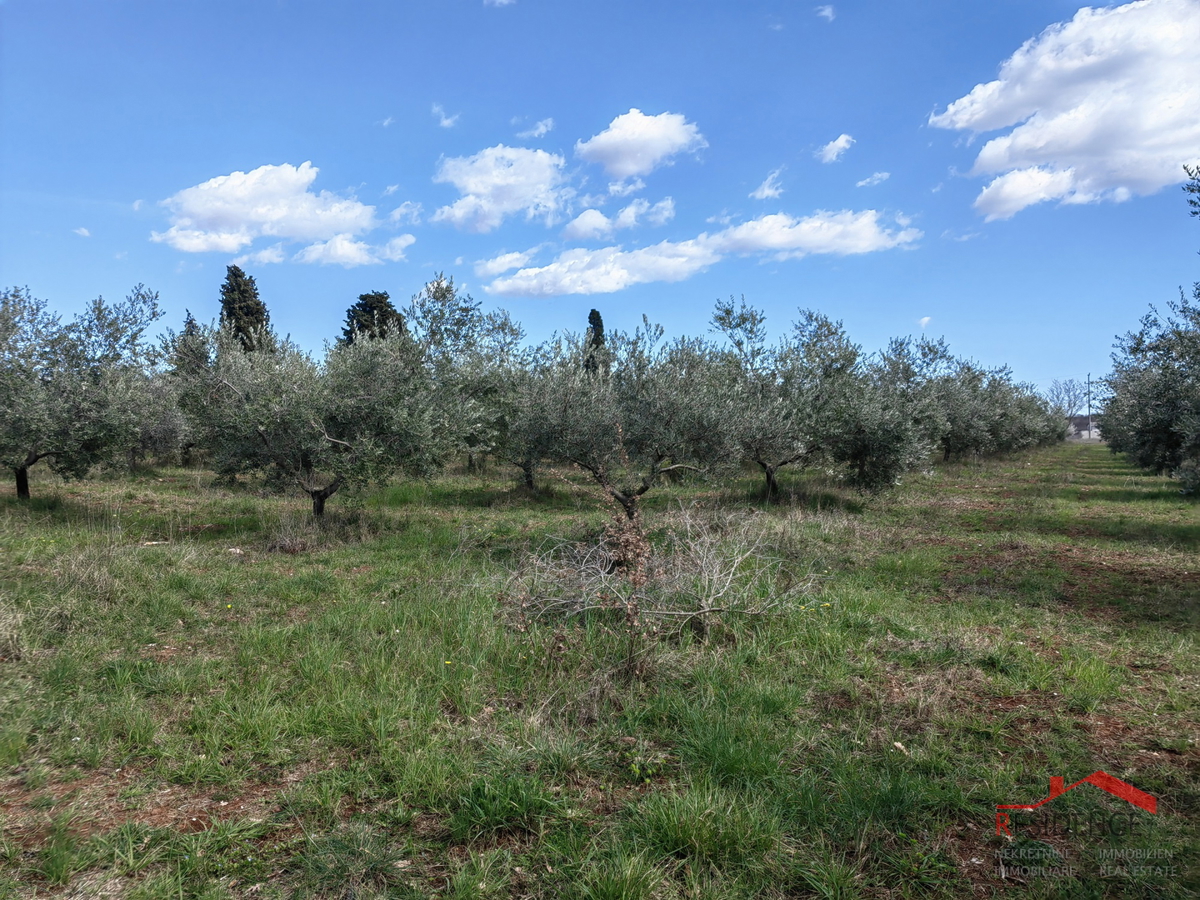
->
(219, 265), (270, 351)
(340, 291), (406, 344)
(584, 308), (605, 373)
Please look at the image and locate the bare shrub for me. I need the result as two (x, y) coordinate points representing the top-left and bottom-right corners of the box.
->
(500, 505), (817, 677)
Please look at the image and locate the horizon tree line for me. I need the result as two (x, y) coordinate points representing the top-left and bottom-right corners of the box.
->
(3, 266), (1069, 513)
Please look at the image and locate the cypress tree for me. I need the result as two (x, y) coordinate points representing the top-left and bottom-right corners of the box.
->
(584, 308), (605, 373)
(341, 291), (406, 344)
(219, 265), (270, 351)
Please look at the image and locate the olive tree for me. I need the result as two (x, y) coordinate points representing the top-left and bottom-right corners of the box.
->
(711, 299), (881, 497)
(401, 273), (525, 469)
(1, 285), (161, 499)
(1102, 170), (1200, 491)
(1101, 294), (1200, 490)
(541, 319), (738, 521)
(195, 326), (448, 516)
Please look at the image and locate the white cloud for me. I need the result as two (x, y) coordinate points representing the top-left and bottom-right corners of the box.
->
(484, 0), (516, 6)
(378, 234), (416, 262)
(432, 145), (569, 232)
(562, 198), (675, 240)
(132, 200), (143, 211)
(233, 243), (286, 266)
(575, 108), (707, 184)
(644, 198), (676, 226)
(517, 118), (555, 139)
(563, 209), (614, 240)
(856, 171), (890, 187)
(73, 227), (91, 237)
(489, 209), (920, 295)
(919, 316), (932, 330)
(929, 0), (1200, 220)
(615, 197), (675, 228)
(474, 247), (541, 277)
(709, 210), (920, 259)
(380, 116), (395, 128)
(488, 239), (721, 297)
(151, 161), (377, 253)
(432, 103), (460, 128)
(750, 168), (785, 199)
(969, 167), (1079, 220)
(294, 235), (380, 267)
(815, 6), (835, 21)
(608, 178), (645, 197)
(383, 185), (399, 196)
(389, 201), (423, 224)
(816, 134), (854, 163)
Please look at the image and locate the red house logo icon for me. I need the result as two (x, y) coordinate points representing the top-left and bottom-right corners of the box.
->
(996, 772), (1157, 836)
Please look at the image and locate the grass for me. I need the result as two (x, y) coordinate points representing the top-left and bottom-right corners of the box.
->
(0, 443), (1197, 898)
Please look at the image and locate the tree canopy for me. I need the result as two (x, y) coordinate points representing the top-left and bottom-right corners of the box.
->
(219, 265), (270, 351)
(340, 291), (406, 345)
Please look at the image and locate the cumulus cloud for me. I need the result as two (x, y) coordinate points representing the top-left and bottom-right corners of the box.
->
(294, 235), (381, 267)
(132, 200), (143, 211)
(816, 134), (854, 163)
(575, 109), (707, 185)
(378, 235), (416, 261)
(389, 201), (423, 224)
(383, 184), (399, 196)
(73, 227), (91, 237)
(856, 171), (890, 187)
(608, 178), (646, 197)
(929, 0), (1200, 220)
(562, 198), (675, 240)
(488, 239), (721, 297)
(432, 145), (569, 232)
(432, 103), (460, 128)
(288, 233), (414, 267)
(233, 243), (286, 266)
(151, 161), (377, 253)
(474, 247), (542, 277)
(750, 168), (785, 199)
(517, 118), (555, 139)
(484, 0), (516, 6)
(919, 316), (932, 329)
(563, 209), (614, 241)
(488, 209), (920, 295)
(815, 5), (835, 21)
(709, 210), (920, 260)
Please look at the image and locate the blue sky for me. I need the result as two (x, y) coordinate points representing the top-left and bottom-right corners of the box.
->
(3, 0), (1198, 388)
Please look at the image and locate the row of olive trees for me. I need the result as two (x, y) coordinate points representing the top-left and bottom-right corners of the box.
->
(3, 277), (1064, 513)
(1100, 166), (1200, 493)
(1, 285), (163, 499)
(486, 297), (1063, 520)
(1101, 291), (1200, 492)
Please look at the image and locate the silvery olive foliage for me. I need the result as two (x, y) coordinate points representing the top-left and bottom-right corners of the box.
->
(537, 318), (740, 520)
(711, 299), (946, 494)
(188, 324), (449, 516)
(1, 284), (162, 499)
(5, 270), (1071, 508)
(1101, 293), (1200, 492)
(1101, 169), (1200, 493)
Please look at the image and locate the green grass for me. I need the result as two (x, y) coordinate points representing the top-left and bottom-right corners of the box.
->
(0, 444), (1197, 898)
